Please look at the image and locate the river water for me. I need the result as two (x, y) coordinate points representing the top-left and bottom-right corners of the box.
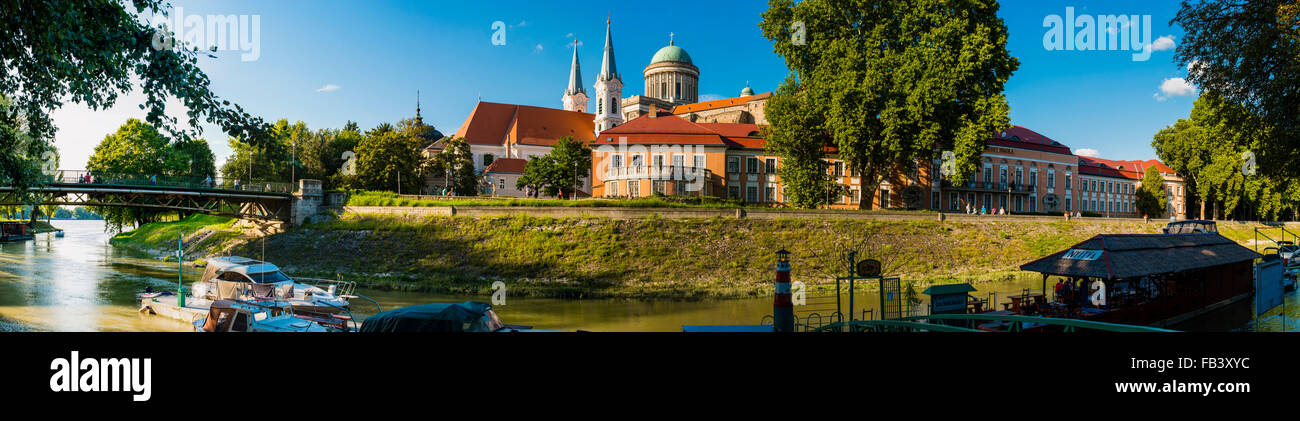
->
(0, 220), (1285, 332)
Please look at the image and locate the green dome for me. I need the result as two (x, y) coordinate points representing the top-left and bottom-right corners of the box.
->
(650, 45), (693, 65)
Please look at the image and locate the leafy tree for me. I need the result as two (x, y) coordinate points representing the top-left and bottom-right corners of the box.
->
(515, 137), (592, 198)
(85, 119), (192, 230)
(1135, 166), (1169, 218)
(0, 0), (272, 201)
(429, 137), (477, 195)
(355, 129), (425, 193)
(762, 77), (838, 208)
(1174, 0), (1300, 177)
(759, 0), (1018, 209)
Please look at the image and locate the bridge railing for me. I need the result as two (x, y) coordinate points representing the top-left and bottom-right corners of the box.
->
(43, 170), (295, 194)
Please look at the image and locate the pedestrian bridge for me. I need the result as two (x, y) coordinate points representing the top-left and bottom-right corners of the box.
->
(0, 170), (302, 222)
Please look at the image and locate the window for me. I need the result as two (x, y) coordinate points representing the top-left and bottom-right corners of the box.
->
(1065, 197), (1071, 211)
(693, 155), (705, 168)
(676, 82), (682, 98)
(766, 186), (776, 202)
(1015, 168), (1023, 186)
(931, 192), (940, 210)
(1064, 175), (1071, 189)
(949, 192), (959, 210)
(628, 180), (640, 197)
(728, 185), (740, 199)
(879, 188), (889, 208)
(661, 82), (668, 99)
(834, 162), (844, 177)
(483, 154), (495, 167)
(498, 177), (505, 190)
(765, 158), (777, 174)
(1047, 170), (1055, 189)
(653, 180), (666, 195)
(1091, 180), (1097, 192)
(598, 98), (603, 115)
(746, 157), (759, 173)
(983, 194), (991, 209)
(611, 154), (623, 168)
(727, 157), (740, 173)
(608, 180), (619, 196)
(746, 186), (759, 202)
(631, 154), (643, 167)
(653, 155), (664, 167)
(1030, 170), (1038, 186)
(983, 166), (992, 184)
(672, 155), (684, 168)
(1029, 197), (1037, 212)
(999, 167), (1008, 187)
(1081, 179), (1087, 192)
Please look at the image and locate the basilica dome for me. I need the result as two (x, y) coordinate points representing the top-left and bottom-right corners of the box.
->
(650, 45), (693, 65)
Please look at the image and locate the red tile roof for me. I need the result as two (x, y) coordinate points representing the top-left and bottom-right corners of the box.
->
(453, 101), (595, 147)
(1078, 157), (1174, 179)
(990, 125), (1073, 155)
(670, 93), (772, 114)
(596, 112), (728, 145)
(483, 158), (528, 174)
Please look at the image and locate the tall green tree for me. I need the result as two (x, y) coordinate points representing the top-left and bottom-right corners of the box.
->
(0, 0), (273, 201)
(85, 119), (190, 231)
(354, 128), (425, 193)
(429, 137), (477, 195)
(1174, 0), (1300, 177)
(759, 0), (1018, 209)
(1135, 167), (1170, 218)
(763, 77), (838, 208)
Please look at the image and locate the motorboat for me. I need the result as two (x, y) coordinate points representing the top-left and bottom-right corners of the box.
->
(192, 299), (351, 332)
(359, 301), (538, 332)
(189, 256), (352, 314)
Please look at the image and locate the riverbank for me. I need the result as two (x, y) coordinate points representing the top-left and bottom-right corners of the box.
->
(109, 211), (1281, 300)
(220, 214), (1177, 299)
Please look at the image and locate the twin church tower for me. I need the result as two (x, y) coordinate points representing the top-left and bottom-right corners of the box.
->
(561, 20), (701, 134)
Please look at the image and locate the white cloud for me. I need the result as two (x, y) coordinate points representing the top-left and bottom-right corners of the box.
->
(1159, 77), (1196, 97)
(698, 94), (724, 102)
(1075, 148), (1101, 158)
(566, 33), (574, 38)
(533, 44), (544, 53)
(315, 84), (340, 93)
(1151, 35), (1176, 52)
(566, 40), (583, 49)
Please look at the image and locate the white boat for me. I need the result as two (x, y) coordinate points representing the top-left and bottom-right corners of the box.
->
(192, 299), (350, 332)
(189, 256), (352, 314)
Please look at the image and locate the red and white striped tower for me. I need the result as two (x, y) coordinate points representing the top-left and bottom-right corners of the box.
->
(774, 249), (793, 332)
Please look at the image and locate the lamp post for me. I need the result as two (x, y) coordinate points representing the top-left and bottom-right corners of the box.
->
(774, 249), (793, 332)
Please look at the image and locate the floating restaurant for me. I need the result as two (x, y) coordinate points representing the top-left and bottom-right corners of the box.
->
(1018, 233), (1259, 327)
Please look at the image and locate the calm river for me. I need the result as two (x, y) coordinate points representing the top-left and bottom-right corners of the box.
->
(0, 220), (1286, 332)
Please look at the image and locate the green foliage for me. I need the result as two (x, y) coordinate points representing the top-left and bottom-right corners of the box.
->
(0, 0), (272, 196)
(1153, 93), (1299, 220)
(758, 0), (1018, 208)
(427, 136), (477, 195)
(1175, 0), (1300, 177)
(1135, 167), (1169, 217)
(110, 214), (236, 252)
(85, 119), (215, 231)
(516, 136), (592, 198)
(763, 77), (837, 208)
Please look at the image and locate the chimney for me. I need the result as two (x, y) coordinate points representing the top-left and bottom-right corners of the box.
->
(648, 104), (657, 118)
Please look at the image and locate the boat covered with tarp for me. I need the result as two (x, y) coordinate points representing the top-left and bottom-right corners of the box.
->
(359, 301), (534, 332)
(1018, 233), (1259, 327)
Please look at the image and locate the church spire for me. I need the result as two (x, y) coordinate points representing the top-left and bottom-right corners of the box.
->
(415, 90), (422, 123)
(598, 19), (619, 82)
(565, 39), (585, 96)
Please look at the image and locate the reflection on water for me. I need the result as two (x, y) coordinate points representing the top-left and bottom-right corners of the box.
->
(0, 220), (1286, 332)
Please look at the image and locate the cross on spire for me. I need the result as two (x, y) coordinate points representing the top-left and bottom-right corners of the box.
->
(669, 32), (675, 46)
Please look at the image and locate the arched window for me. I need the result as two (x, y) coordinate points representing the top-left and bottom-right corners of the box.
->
(598, 98), (603, 114)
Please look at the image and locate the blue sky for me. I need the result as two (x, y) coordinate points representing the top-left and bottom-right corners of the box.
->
(51, 0), (1198, 169)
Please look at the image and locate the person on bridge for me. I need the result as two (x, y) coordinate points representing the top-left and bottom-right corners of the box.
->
(150, 175), (157, 186)
(204, 175), (212, 188)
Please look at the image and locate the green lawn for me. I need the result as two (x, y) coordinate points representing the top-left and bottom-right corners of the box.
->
(109, 214), (238, 252)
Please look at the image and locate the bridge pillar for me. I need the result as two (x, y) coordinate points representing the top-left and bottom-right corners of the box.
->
(290, 179), (323, 226)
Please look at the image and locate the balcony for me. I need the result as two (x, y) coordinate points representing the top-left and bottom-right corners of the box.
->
(941, 180), (1036, 194)
(605, 165), (715, 182)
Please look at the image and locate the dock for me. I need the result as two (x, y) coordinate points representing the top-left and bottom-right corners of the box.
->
(139, 295), (210, 326)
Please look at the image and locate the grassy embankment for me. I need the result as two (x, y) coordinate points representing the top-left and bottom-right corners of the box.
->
(109, 214), (245, 262)
(110, 208), (1282, 300)
(219, 214), (1184, 299)
(345, 190), (937, 212)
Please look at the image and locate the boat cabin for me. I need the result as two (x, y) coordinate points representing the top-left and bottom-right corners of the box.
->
(1163, 220), (1217, 234)
(1018, 233), (1258, 326)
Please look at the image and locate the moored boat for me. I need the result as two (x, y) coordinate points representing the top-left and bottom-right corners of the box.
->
(0, 222), (34, 242)
(189, 256), (352, 314)
(192, 299), (352, 332)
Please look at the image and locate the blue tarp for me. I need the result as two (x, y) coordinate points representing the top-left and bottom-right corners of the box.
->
(359, 301), (493, 332)
(1256, 257), (1285, 316)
